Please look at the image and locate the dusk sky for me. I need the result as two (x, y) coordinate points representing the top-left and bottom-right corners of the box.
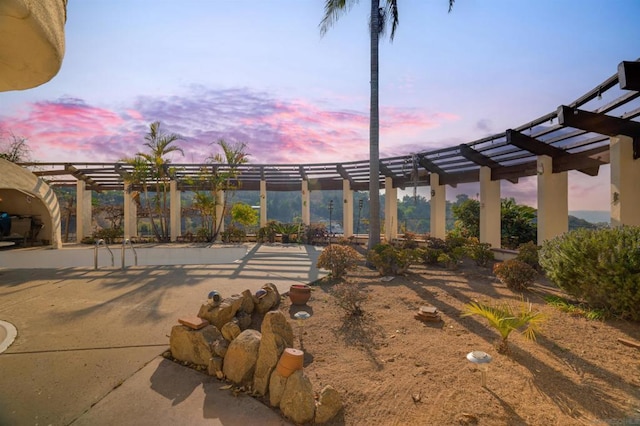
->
(1, 0), (639, 211)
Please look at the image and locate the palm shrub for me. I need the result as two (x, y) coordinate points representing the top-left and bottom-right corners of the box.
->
(367, 243), (420, 276)
(317, 244), (360, 280)
(493, 259), (537, 291)
(462, 300), (546, 354)
(539, 227), (640, 320)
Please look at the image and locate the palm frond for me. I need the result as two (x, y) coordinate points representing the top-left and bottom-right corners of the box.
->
(319, 0), (356, 37)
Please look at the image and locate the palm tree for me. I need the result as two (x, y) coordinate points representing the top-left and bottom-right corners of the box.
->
(124, 122), (183, 242)
(320, 0), (455, 250)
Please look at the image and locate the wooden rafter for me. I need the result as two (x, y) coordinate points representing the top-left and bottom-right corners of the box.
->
(618, 61), (640, 91)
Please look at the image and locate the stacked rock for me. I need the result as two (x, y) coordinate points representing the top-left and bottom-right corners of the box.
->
(414, 305), (441, 322)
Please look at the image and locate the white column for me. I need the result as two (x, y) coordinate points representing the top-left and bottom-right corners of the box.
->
(610, 135), (640, 227)
(384, 177), (398, 242)
(301, 180), (310, 225)
(170, 180), (181, 242)
(537, 155), (568, 245)
(429, 173), (446, 239)
(260, 180), (267, 227)
(479, 166), (501, 247)
(343, 179), (354, 237)
(123, 183), (137, 239)
(76, 180), (92, 242)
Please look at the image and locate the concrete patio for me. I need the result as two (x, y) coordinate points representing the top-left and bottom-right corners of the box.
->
(0, 243), (325, 425)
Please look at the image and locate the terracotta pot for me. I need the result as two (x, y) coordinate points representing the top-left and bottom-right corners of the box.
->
(289, 284), (311, 305)
(276, 348), (304, 377)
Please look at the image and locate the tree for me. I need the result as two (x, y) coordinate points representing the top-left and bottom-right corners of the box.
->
(0, 131), (31, 163)
(189, 140), (249, 242)
(320, 0), (455, 250)
(122, 122), (184, 242)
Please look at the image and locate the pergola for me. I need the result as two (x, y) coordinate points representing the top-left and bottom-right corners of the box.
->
(17, 59), (640, 246)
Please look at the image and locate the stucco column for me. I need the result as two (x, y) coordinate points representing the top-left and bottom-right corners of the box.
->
(537, 155), (568, 245)
(429, 173), (446, 239)
(610, 135), (640, 227)
(76, 180), (92, 242)
(260, 180), (267, 227)
(479, 166), (501, 247)
(384, 177), (398, 242)
(215, 190), (225, 241)
(343, 180), (354, 237)
(123, 183), (137, 239)
(301, 180), (310, 225)
(170, 180), (181, 242)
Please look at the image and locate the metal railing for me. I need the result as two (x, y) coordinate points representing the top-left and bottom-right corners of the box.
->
(94, 239), (114, 270)
(121, 238), (138, 269)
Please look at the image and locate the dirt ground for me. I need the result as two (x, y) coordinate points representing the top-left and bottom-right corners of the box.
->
(279, 259), (640, 426)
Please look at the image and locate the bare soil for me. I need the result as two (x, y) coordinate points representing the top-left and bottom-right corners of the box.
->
(279, 259), (640, 425)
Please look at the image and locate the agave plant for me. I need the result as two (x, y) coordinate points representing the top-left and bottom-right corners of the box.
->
(462, 300), (546, 354)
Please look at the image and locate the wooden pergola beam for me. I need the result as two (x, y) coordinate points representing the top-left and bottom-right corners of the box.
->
(618, 61), (640, 91)
(336, 164), (355, 187)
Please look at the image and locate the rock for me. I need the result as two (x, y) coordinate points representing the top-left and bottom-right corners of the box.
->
(255, 282), (280, 314)
(169, 324), (221, 367)
(280, 370), (315, 425)
(207, 356), (224, 376)
(315, 385), (343, 424)
(253, 311), (295, 395)
(222, 329), (262, 386)
(268, 368), (288, 408)
(236, 311), (252, 330)
(198, 294), (245, 330)
(212, 338), (229, 358)
(241, 289), (255, 314)
(221, 322), (241, 342)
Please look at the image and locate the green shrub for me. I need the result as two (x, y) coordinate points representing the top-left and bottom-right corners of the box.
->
(493, 259), (537, 291)
(544, 295), (606, 321)
(317, 244), (361, 279)
(466, 238), (495, 267)
(516, 241), (540, 270)
(425, 236), (447, 251)
(221, 225), (245, 243)
(539, 227), (640, 320)
(93, 227), (123, 244)
(419, 247), (443, 265)
(331, 282), (366, 317)
(367, 243), (420, 276)
(257, 221), (277, 243)
(445, 235), (468, 251)
(437, 246), (466, 270)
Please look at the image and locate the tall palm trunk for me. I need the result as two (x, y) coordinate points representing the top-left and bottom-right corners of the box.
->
(368, 0), (381, 249)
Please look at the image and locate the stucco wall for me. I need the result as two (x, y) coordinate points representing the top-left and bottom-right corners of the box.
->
(0, 159), (62, 248)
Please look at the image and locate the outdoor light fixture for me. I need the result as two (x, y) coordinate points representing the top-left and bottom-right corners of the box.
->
(466, 350), (493, 387)
(294, 311), (311, 349)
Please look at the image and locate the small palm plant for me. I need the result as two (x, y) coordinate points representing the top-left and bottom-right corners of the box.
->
(462, 300), (546, 354)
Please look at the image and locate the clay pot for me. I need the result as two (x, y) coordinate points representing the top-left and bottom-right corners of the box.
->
(276, 348), (304, 377)
(289, 284), (311, 305)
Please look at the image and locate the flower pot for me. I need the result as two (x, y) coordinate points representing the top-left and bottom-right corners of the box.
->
(276, 348), (304, 377)
(289, 284), (311, 305)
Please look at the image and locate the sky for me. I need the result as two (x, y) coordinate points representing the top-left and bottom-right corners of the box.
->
(1, 0), (639, 211)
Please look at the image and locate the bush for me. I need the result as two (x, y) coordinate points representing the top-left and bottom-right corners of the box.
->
(331, 282), (366, 317)
(437, 246), (466, 270)
(221, 225), (245, 243)
(539, 227), (640, 320)
(425, 236), (447, 251)
(466, 238), (495, 267)
(257, 221), (277, 243)
(516, 241), (540, 270)
(493, 259), (537, 291)
(419, 247), (443, 265)
(367, 243), (420, 276)
(317, 244), (361, 280)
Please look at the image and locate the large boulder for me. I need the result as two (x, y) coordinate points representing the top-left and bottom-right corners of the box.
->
(198, 294), (245, 330)
(253, 311), (294, 395)
(221, 321), (241, 342)
(268, 368), (288, 408)
(169, 324), (221, 366)
(241, 289), (255, 314)
(236, 311), (252, 330)
(255, 282), (281, 314)
(222, 329), (262, 386)
(280, 370), (315, 425)
(315, 385), (343, 424)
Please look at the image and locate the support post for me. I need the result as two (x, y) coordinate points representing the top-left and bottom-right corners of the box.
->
(260, 180), (267, 227)
(76, 180), (92, 242)
(301, 180), (310, 225)
(479, 166), (501, 248)
(430, 173), (446, 239)
(610, 135), (640, 226)
(170, 180), (181, 242)
(343, 179), (354, 237)
(215, 190), (225, 241)
(384, 177), (397, 242)
(537, 155), (568, 245)
(123, 183), (137, 239)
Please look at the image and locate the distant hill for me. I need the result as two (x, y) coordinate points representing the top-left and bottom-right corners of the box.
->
(569, 210), (609, 224)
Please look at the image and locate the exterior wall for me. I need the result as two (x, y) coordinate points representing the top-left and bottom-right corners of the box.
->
(0, 158), (62, 248)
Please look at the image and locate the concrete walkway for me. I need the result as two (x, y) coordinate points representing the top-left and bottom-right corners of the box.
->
(0, 243), (325, 426)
